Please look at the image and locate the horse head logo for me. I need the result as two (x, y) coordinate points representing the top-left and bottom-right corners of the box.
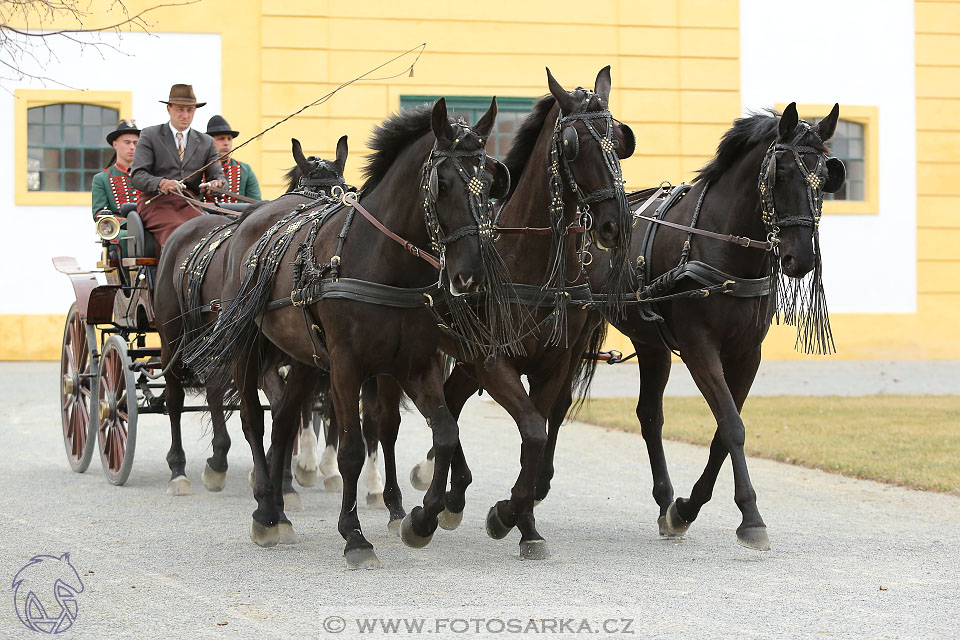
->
(11, 553), (85, 634)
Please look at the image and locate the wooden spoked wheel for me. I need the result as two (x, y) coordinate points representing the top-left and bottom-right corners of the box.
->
(95, 335), (138, 485)
(60, 303), (97, 472)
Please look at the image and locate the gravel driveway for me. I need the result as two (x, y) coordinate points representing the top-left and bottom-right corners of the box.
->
(1, 362), (957, 639)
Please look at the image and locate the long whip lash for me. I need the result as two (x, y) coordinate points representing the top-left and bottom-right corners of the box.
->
(180, 43), (427, 186)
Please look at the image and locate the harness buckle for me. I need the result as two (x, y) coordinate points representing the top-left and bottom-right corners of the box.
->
(722, 280), (736, 294)
(737, 236), (751, 248)
(291, 290), (303, 306)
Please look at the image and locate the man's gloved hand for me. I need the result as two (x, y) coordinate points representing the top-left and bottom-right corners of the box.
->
(157, 178), (183, 195)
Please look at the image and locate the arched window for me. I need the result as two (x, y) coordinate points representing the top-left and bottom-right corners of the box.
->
(27, 103), (119, 192)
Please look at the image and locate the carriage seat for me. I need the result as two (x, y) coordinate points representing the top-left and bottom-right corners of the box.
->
(125, 210), (157, 259)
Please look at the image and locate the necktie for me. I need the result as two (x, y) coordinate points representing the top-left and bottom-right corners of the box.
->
(176, 132), (184, 162)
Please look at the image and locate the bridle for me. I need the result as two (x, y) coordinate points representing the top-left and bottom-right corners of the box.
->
(296, 159), (347, 198)
(758, 121), (831, 232)
(420, 119), (508, 259)
(551, 89), (634, 245)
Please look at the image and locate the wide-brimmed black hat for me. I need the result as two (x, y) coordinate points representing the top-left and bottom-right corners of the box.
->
(206, 115), (239, 138)
(106, 119), (140, 145)
(159, 83), (206, 107)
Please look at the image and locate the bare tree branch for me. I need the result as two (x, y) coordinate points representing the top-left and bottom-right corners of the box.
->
(0, 0), (202, 88)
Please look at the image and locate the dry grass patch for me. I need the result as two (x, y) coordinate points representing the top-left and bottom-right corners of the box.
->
(576, 395), (960, 494)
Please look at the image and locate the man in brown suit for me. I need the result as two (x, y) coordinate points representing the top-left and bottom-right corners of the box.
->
(130, 84), (226, 248)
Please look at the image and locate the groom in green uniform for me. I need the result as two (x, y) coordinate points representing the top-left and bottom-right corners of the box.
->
(91, 119), (141, 218)
(204, 115), (261, 203)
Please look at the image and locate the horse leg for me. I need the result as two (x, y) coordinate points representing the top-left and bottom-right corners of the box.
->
(265, 362), (316, 544)
(164, 369), (191, 496)
(360, 384), (386, 510)
(318, 372), (342, 492)
(398, 361), (459, 550)
(201, 384), (230, 492)
(668, 344), (769, 550)
(293, 387), (320, 488)
(233, 351), (279, 548)
(631, 344), (676, 534)
(365, 377), (406, 533)
(436, 364), (478, 530)
(329, 359), (379, 569)
(478, 361), (552, 559)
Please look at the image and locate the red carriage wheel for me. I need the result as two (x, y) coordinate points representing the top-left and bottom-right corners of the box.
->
(60, 303), (97, 472)
(95, 335), (138, 485)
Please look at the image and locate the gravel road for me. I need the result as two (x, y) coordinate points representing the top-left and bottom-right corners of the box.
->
(1, 362), (958, 639)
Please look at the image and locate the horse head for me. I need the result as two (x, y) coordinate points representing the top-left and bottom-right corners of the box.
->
(285, 136), (349, 195)
(762, 102), (845, 278)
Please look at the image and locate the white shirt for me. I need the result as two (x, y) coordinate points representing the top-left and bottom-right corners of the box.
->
(168, 122), (190, 152)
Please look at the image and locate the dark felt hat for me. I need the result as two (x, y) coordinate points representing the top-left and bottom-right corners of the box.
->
(206, 115), (239, 138)
(106, 119), (140, 145)
(159, 84), (206, 107)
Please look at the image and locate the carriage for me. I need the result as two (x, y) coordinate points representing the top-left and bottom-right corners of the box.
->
(52, 201), (325, 486)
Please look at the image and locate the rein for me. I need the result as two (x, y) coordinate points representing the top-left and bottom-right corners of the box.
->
(342, 191), (441, 270)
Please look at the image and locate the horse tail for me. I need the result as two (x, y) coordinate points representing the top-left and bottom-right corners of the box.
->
(568, 313), (607, 417)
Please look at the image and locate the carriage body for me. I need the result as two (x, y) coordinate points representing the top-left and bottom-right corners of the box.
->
(52, 203), (253, 485)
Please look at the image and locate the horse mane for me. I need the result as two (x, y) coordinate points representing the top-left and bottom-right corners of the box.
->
(501, 95), (556, 200)
(282, 165), (302, 193)
(361, 105), (434, 191)
(695, 109), (828, 184)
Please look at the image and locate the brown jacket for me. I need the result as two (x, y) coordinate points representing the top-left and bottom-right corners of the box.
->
(130, 123), (225, 194)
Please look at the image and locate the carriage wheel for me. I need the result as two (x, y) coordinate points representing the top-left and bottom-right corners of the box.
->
(95, 335), (138, 485)
(60, 303), (97, 472)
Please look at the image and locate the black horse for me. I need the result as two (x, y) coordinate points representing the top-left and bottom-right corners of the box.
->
(154, 137), (349, 503)
(184, 98), (512, 568)
(546, 103), (845, 550)
(400, 66), (636, 559)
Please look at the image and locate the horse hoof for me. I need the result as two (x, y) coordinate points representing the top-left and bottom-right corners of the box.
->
(387, 518), (403, 536)
(366, 492), (387, 510)
(662, 501), (691, 537)
(437, 507), (464, 531)
(400, 513), (434, 549)
(248, 469), (255, 489)
(323, 475), (343, 493)
(294, 464), (318, 488)
(409, 460), (434, 492)
(737, 526), (771, 551)
(277, 521), (298, 545)
(344, 547), (381, 570)
(519, 539), (549, 560)
(250, 521), (280, 548)
(485, 505), (512, 540)
(202, 464), (226, 492)
(283, 492), (303, 512)
(166, 475), (191, 496)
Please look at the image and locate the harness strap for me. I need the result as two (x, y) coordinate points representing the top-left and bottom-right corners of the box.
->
(635, 215), (774, 251)
(266, 277), (440, 311)
(343, 192), (441, 270)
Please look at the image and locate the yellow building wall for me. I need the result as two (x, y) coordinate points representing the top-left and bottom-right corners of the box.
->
(4, 0), (957, 361)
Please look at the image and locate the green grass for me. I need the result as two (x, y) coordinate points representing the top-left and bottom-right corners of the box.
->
(576, 395), (960, 494)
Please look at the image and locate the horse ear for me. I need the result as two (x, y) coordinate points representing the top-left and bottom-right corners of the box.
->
(291, 138), (311, 174)
(334, 135), (348, 173)
(594, 65), (612, 106)
(431, 98), (454, 145)
(816, 103), (840, 142)
(779, 103), (799, 140)
(473, 97), (497, 141)
(546, 67), (577, 116)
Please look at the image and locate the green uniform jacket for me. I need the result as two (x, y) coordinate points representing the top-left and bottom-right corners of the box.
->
(91, 164), (138, 220)
(211, 158), (261, 202)
(234, 159), (262, 201)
